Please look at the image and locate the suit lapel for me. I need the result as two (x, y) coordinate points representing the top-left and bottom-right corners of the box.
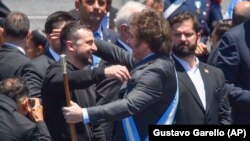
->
(199, 63), (213, 114)
(174, 58), (205, 112)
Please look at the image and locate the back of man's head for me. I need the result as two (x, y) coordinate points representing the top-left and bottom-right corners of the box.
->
(0, 77), (28, 103)
(232, 1), (250, 26)
(129, 9), (172, 54)
(4, 11), (29, 39)
(115, 1), (145, 33)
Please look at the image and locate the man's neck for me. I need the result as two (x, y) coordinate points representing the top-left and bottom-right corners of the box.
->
(5, 38), (26, 49)
(178, 55), (197, 68)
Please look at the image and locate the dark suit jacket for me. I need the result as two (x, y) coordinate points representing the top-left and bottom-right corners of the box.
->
(213, 20), (250, 124)
(91, 40), (177, 141)
(0, 94), (51, 141)
(0, 44), (30, 80)
(41, 61), (106, 141)
(16, 48), (55, 98)
(207, 41), (220, 65)
(95, 40), (129, 141)
(173, 57), (231, 124)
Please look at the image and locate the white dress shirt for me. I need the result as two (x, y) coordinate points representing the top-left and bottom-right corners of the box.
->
(174, 55), (206, 109)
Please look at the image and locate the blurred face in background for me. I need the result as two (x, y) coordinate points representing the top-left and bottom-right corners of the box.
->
(75, 0), (107, 24)
(25, 33), (45, 59)
(47, 21), (66, 54)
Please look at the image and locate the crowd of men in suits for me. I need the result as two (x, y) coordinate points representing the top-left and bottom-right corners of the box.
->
(0, 0), (250, 141)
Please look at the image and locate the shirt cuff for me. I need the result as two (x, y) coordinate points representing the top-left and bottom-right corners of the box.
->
(82, 108), (90, 124)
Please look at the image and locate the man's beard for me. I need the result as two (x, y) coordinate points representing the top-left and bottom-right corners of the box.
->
(172, 42), (196, 58)
(76, 52), (92, 66)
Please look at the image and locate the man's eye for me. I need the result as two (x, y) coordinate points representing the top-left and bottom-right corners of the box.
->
(185, 33), (194, 37)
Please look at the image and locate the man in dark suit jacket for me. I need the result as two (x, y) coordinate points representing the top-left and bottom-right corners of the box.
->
(212, 19), (250, 124)
(63, 10), (178, 141)
(41, 21), (130, 141)
(0, 12), (30, 81)
(16, 11), (75, 98)
(169, 12), (231, 124)
(0, 77), (52, 141)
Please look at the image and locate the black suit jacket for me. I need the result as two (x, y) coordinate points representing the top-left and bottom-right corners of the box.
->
(0, 44), (30, 80)
(91, 40), (177, 141)
(41, 61), (105, 141)
(173, 57), (231, 124)
(212, 20), (250, 123)
(16, 48), (55, 98)
(0, 94), (51, 141)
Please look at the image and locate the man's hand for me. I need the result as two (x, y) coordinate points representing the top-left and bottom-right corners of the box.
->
(195, 42), (208, 57)
(28, 98), (44, 122)
(104, 65), (131, 82)
(62, 101), (83, 123)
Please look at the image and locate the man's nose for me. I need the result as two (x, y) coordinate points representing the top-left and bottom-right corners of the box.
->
(180, 34), (187, 41)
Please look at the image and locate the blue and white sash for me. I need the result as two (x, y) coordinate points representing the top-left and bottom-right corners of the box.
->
(122, 69), (179, 141)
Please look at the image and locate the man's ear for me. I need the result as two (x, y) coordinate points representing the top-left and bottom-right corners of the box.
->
(66, 40), (75, 52)
(36, 45), (45, 56)
(120, 24), (129, 39)
(17, 96), (31, 115)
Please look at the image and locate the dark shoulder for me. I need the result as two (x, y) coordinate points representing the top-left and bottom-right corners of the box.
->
(200, 62), (223, 74)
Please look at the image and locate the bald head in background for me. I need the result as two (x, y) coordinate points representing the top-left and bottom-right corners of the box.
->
(233, 1), (250, 26)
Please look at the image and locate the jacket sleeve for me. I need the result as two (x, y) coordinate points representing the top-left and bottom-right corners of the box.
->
(29, 121), (52, 141)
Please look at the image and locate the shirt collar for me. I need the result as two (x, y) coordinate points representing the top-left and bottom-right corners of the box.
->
(173, 54), (199, 72)
(4, 43), (25, 55)
(48, 46), (60, 61)
(94, 25), (103, 40)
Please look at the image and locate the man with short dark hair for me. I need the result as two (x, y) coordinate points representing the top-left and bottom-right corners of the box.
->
(16, 11), (75, 98)
(0, 77), (52, 141)
(169, 12), (231, 124)
(0, 11), (30, 81)
(75, 0), (118, 67)
(41, 21), (129, 141)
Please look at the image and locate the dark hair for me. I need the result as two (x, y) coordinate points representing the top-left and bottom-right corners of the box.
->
(169, 12), (200, 33)
(60, 21), (92, 52)
(211, 20), (232, 41)
(0, 77), (28, 103)
(129, 9), (172, 54)
(4, 11), (30, 39)
(45, 11), (75, 34)
(31, 29), (47, 48)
